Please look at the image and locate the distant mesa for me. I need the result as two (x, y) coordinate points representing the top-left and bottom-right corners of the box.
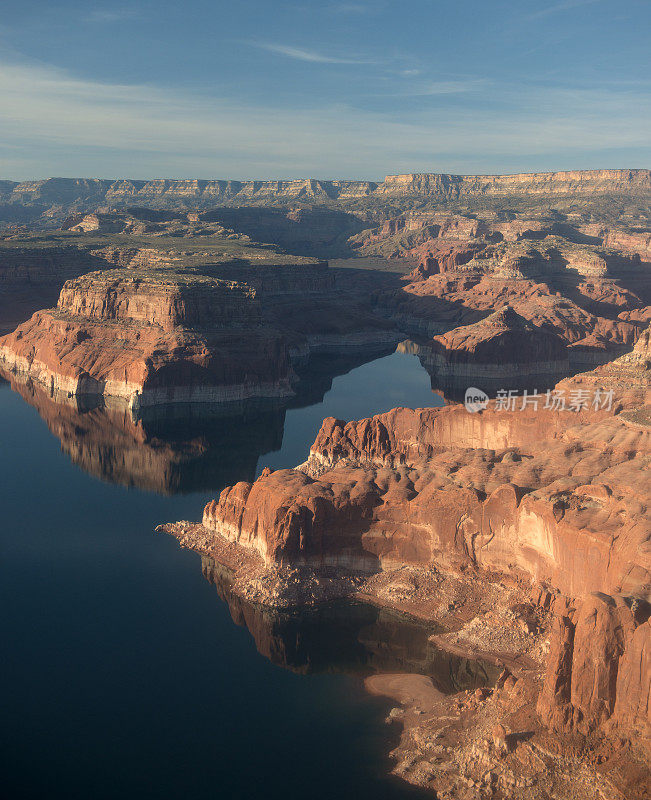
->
(1, 169), (649, 210)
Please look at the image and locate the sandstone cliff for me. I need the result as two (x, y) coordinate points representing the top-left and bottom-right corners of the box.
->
(2, 170), (649, 231)
(0, 250), (401, 410)
(376, 169), (651, 199)
(0, 268), (296, 408)
(1, 169), (647, 208)
(163, 339), (651, 797)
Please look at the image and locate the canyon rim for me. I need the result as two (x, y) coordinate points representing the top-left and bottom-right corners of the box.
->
(2, 1), (650, 797)
(1, 167), (648, 799)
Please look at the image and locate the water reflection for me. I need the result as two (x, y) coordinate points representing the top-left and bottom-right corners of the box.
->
(3, 338), (571, 498)
(202, 556), (500, 690)
(0, 350), (403, 494)
(1, 372), (285, 493)
(398, 339), (571, 400)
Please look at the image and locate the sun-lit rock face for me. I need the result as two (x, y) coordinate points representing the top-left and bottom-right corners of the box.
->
(0, 254), (401, 411)
(55, 269), (260, 331)
(0, 268), (296, 408)
(192, 335), (651, 745)
(378, 169), (651, 198)
(2, 170), (649, 227)
(201, 394), (650, 599)
(417, 306), (570, 384)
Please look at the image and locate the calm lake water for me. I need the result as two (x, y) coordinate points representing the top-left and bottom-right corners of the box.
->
(0, 351), (490, 800)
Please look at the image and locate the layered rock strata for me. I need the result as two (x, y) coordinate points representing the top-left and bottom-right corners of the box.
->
(0, 269), (295, 408)
(2, 170), (648, 216)
(0, 255), (401, 411)
(162, 339), (650, 798)
(399, 306), (571, 392)
(368, 221), (648, 390)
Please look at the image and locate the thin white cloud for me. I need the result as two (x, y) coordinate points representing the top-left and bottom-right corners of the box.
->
(85, 9), (138, 23)
(395, 79), (488, 96)
(246, 42), (373, 64)
(329, 3), (371, 13)
(0, 59), (648, 179)
(527, 0), (602, 20)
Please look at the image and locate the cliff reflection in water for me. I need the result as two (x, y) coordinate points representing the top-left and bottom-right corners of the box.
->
(0, 349), (399, 494)
(202, 557), (500, 691)
(396, 339), (572, 401)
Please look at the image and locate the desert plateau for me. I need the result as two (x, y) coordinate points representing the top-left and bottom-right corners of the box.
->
(2, 2), (649, 798)
(0, 166), (649, 799)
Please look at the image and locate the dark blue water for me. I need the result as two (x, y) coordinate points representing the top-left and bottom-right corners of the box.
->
(0, 351), (454, 800)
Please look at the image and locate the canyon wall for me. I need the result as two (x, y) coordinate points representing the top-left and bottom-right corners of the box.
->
(377, 169), (651, 199)
(191, 337), (651, 749)
(1, 170), (648, 216)
(0, 254), (400, 410)
(0, 268), (296, 408)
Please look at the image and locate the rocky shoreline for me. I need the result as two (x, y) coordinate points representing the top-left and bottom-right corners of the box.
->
(159, 333), (650, 799)
(2, 177), (650, 799)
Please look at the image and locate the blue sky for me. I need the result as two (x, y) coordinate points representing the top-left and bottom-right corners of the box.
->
(0, 0), (649, 179)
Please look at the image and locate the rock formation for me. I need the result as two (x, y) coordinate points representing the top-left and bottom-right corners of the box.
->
(3, 169), (650, 798)
(162, 334), (651, 798)
(402, 306), (570, 392)
(363, 214), (649, 396)
(1, 169), (648, 214)
(0, 268), (299, 408)
(0, 249), (400, 411)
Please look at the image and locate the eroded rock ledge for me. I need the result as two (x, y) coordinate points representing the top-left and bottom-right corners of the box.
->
(0, 260), (399, 410)
(0, 268), (296, 408)
(160, 340), (650, 799)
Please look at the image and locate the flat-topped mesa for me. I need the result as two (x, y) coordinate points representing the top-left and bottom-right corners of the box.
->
(204, 260), (333, 297)
(2, 170), (649, 212)
(0, 267), (294, 409)
(100, 177), (379, 204)
(56, 269), (260, 332)
(378, 169), (651, 198)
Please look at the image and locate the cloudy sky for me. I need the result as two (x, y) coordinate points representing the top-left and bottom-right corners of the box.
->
(0, 0), (649, 179)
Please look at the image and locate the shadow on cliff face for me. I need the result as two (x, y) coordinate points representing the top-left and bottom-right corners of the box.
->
(198, 206), (371, 259)
(201, 556), (500, 690)
(0, 246), (129, 335)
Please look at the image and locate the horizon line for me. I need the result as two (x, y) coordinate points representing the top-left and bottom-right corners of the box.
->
(3, 167), (650, 185)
